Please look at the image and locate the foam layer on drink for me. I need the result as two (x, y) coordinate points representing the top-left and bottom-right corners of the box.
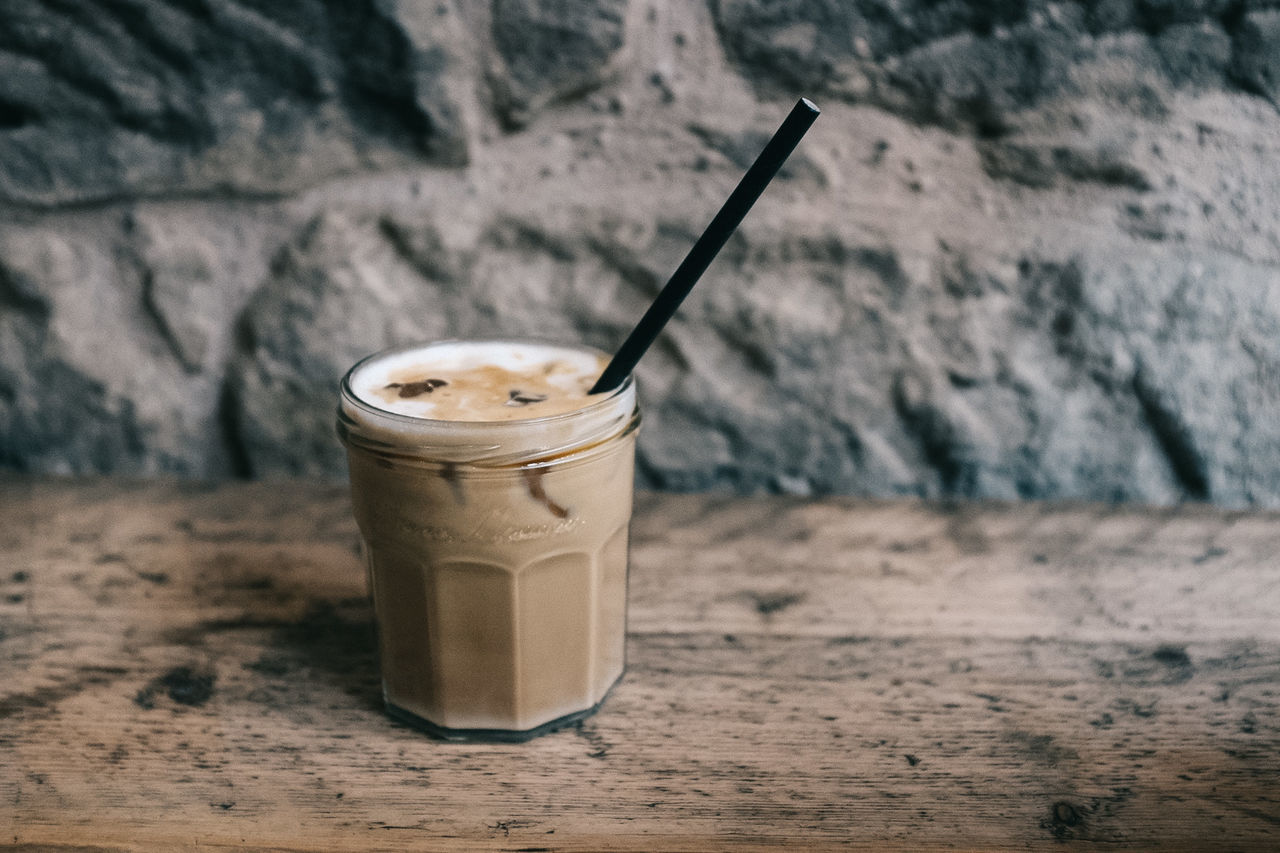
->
(340, 340), (635, 465)
(352, 341), (607, 421)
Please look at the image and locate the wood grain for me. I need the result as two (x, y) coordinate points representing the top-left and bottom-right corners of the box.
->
(1, 479), (1278, 851)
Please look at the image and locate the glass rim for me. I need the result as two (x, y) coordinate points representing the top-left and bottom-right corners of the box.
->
(340, 408), (641, 474)
(338, 337), (635, 432)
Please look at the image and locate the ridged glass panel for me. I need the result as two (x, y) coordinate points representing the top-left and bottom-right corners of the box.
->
(430, 560), (516, 729)
(515, 552), (594, 729)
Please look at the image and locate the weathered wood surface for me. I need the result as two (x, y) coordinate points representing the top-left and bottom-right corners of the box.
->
(2, 478), (1278, 852)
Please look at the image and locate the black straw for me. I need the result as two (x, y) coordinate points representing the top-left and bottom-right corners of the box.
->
(590, 98), (821, 394)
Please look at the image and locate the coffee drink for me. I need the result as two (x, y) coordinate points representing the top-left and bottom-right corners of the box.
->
(337, 340), (638, 740)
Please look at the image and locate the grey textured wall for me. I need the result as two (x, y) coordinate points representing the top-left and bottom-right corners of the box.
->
(2, 0), (1279, 505)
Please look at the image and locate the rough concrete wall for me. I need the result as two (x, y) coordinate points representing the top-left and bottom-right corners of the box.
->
(1, 0), (1278, 506)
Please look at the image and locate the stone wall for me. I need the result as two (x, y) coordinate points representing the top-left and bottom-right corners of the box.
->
(2, 0), (1278, 506)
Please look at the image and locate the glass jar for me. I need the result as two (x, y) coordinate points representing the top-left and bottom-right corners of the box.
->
(337, 341), (639, 741)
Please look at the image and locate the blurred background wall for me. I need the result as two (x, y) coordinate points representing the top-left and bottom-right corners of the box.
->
(1, 0), (1278, 505)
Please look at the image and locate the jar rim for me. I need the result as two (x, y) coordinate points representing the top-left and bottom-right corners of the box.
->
(339, 338), (634, 430)
(337, 338), (638, 467)
(341, 409), (640, 475)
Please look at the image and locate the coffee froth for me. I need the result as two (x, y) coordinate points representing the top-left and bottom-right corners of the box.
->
(349, 340), (608, 422)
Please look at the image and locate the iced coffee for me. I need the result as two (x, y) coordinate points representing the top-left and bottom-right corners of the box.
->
(337, 340), (639, 740)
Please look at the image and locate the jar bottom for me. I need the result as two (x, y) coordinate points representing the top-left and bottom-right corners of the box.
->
(382, 670), (625, 742)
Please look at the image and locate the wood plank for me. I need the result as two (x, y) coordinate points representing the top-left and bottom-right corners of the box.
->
(2, 479), (1278, 851)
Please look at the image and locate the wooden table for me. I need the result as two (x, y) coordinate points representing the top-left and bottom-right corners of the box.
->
(2, 479), (1278, 851)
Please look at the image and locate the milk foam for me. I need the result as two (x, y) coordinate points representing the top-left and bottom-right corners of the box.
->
(339, 340), (635, 465)
(350, 341), (606, 421)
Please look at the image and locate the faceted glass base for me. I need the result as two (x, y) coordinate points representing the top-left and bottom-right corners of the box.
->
(384, 671), (623, 742)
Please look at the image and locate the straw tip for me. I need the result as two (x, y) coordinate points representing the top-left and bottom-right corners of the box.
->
(799, 97), (820, 115)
